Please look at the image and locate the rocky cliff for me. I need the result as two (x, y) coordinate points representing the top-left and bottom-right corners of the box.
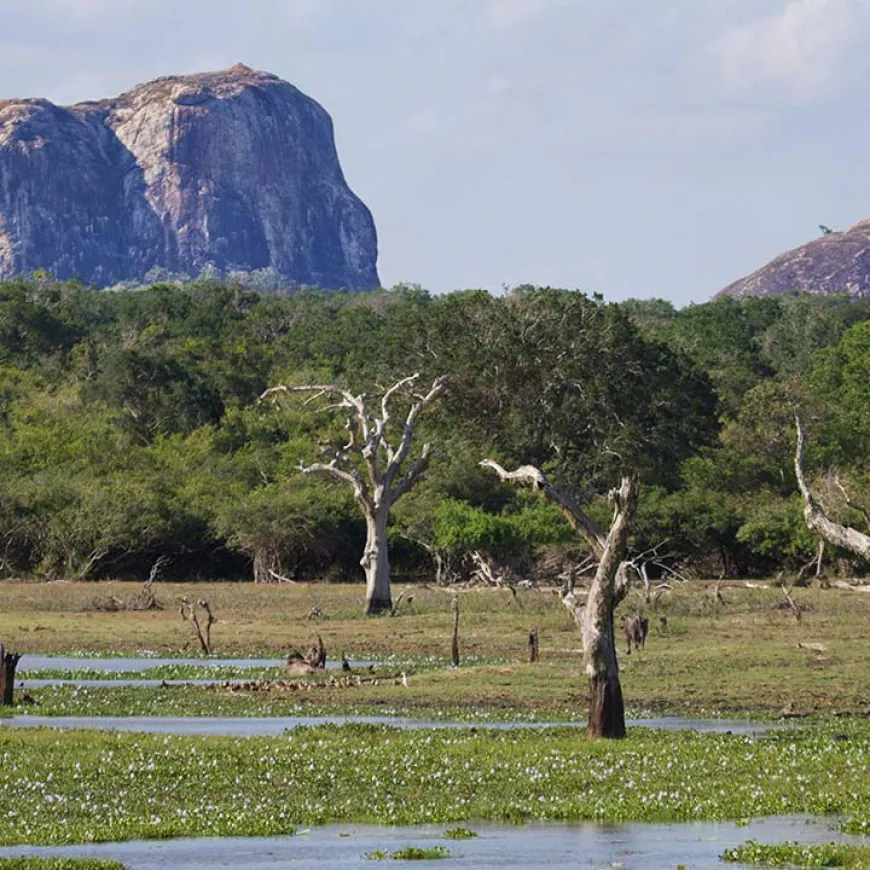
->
(718, 221), (870, 300)
(0, 64), (379, 290)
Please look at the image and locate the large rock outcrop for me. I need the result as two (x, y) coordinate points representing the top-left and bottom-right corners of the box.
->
(0, 64), (379, 290)
(718, 221), (870, 300)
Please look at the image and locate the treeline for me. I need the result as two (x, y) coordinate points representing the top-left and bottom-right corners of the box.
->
(0, 276), (868, 583)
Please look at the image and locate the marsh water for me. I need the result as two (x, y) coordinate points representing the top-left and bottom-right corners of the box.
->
(20, 655), (378, 672)
(4, 655), (809, 867)
(14, 655), (779, 735)
(0, 817), (863, 869)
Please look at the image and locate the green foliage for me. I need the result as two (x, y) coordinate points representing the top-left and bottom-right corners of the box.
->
(810, 320), (870, 461)
(367, 846), (452, 860)
(736, 493), (818, 564)
(432, 497), (573, 557)
(442, 827), (478, 840)
(722, 840), (870, 867)
(1, 278), (869, 580)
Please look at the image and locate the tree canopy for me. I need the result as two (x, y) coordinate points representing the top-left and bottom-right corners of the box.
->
(0, 277), (868, 583)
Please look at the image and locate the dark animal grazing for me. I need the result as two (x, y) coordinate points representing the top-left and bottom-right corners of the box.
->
(621, 615), (649, 655)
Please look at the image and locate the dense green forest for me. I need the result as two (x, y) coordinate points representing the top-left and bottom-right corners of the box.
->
(1, 276), (868, 584)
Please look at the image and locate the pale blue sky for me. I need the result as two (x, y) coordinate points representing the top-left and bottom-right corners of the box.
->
(3, 0), (869, 303)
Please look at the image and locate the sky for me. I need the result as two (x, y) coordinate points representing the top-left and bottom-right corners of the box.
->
(3, 0), (870, 305)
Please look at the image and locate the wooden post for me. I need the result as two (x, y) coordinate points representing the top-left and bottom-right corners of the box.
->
(0, 644), (22, 706)
(450, 596), (460, 667)
(528, 628), (539, 663)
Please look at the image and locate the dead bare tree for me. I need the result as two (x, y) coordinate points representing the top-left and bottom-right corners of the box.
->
(262, 373), (449, 614)
(179, 597), (216, 654)
(621, 540), (677, 606)
(482, 459), (638, 739)
(795, 418), (870, 561)
(451, 595), (460, 667)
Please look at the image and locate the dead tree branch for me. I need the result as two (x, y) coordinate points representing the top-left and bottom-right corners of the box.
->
(795, 417), (870, 560)
(179, 597), (216, 654)
(262, 374), (449, 614)
(482, 458), (638, 739)
(480, 460), (607, 557)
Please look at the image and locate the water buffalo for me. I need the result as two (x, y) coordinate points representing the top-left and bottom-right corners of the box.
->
(621, 615), (649, 655)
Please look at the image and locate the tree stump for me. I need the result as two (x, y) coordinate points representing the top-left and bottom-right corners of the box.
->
(528, 628), (539, 663)
(0, 644), (22, 706)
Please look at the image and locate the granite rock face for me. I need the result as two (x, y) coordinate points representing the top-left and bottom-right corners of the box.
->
(718, 221), (870, 300)
(0, 64), (379, 289)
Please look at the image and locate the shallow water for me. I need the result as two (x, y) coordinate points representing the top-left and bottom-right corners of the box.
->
(0, 713), (777, 736)
(0, 817), (862, 869)
(20, 678), (254, 688)
(21, 655), (376, 672)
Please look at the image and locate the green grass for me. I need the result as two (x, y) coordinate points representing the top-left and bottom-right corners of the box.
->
(3, 722), (870, 845)
(442, 827), (478, 840)
(0, 861), (127, 870)
(5, 580), (870, 719)
(722, 840), (870, 867)
(367, 846), (452, 860)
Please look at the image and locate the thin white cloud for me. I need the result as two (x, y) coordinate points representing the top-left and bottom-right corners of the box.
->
(485, 0), (554, 30)
(710, 0), (860, 100)
(25, 0), (149, 19)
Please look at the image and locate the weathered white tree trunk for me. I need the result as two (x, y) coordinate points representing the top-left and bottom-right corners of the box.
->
(794, 418), (870, 561)
(263, 374), (448, 615)
(481, 460), (638, 739)
(363, 506), (392, 614)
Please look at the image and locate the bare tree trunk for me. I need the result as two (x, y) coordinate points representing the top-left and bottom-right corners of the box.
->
(795, 418), (870, 560)
(363, 507), (392, 614)
(815, 539), (826, 585)
(577, 477), (636, 739)
(482, 460), (637, 739)
(451, 596), (460, 666)
(253, 548), (272, 584)
(0, 644), (21, 706)
(528, 628), (539, 663)
(584, 612), (625, 738)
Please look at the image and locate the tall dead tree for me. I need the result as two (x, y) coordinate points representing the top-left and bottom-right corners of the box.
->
(794, 418), (870, 561)
(262, 373), (449, 615)
(482, 460), (638, 739)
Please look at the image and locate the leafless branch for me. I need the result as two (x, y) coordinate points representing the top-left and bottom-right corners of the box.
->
(833, 475), (870, 529)
(795, 416), (870, 560)
(480, 459), (607, 557)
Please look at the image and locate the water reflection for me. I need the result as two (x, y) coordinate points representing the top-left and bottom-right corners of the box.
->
(0, 817), (862, 869)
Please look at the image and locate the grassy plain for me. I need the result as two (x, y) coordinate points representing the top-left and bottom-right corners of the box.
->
(3, 580), (870, 854)
(3, 579), (870, 717)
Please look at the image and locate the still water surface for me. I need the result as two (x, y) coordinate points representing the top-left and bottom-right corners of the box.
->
(0, 817), (861, 869)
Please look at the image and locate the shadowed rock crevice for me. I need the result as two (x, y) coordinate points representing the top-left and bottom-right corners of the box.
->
(0, 65), (379, 290)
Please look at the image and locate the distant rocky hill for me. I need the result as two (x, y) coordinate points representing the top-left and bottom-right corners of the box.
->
(0, 64), (379, 290)
(718, 221), (870, 300)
